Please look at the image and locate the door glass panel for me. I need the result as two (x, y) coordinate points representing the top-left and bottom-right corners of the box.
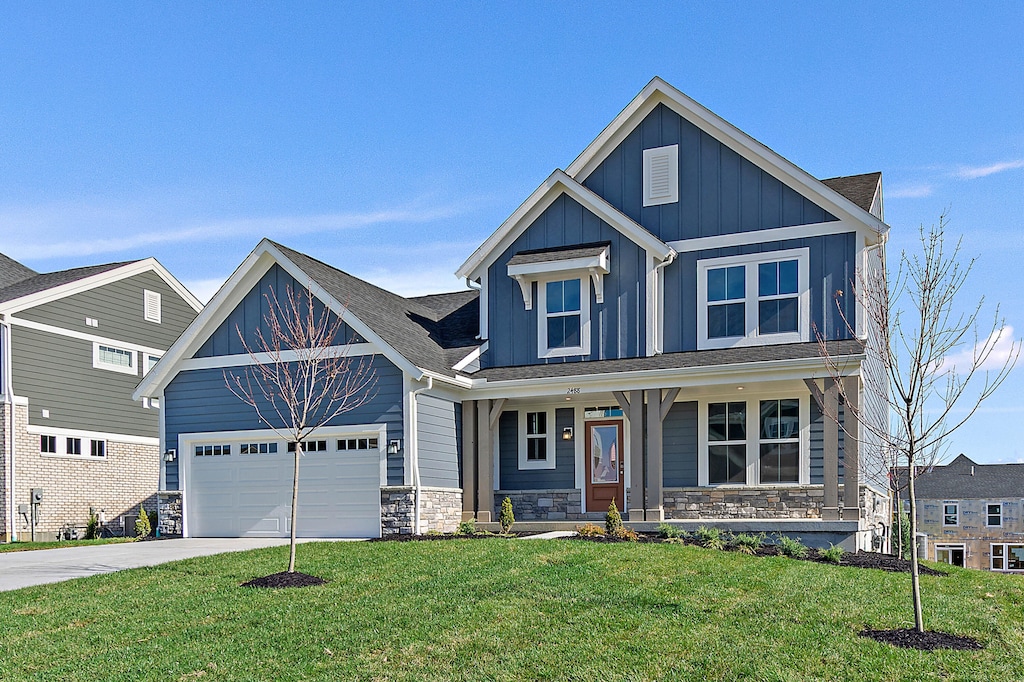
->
(590, 425), (620, 484)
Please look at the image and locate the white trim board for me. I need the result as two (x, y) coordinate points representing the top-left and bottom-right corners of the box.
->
(9, 316), (168, 357)
(177, 344), (378, 372)
(25, 423), (159, 446)
(668, 221), (859, 253)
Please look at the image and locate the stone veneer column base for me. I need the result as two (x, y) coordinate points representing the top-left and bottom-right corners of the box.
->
(380, 486), (462, 536)
(157, 491), (183, 537)
(494, 489), (585, 522)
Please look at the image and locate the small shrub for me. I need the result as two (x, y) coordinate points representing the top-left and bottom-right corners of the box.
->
(733, 532), (764, 555)
(147, 510), (158, 536)
(605, 499), (623, 535)
(576, 522), (605, 537)
(777, 535), (809, 559)
(694, 525), (724, 551)
(499, 497), (515, 534)
(134, 505), (151, 539)
(425, 529), (443, 536)
(457, 519), (476, 535)
(85, 512), (100, 540)
(657, 522), (683, 539)
(821, 543), (845, 564)
(610, 526), (639, 542)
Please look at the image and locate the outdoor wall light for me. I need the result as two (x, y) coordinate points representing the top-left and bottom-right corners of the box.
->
(163, 449), (177, 462)
(387, 439), (402, 454)
(562, 427), (574, 441)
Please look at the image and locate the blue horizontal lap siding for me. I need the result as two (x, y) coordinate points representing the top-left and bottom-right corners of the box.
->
(663, 232), (857, 353)
(663, 402), (698, 487)
(485, 194), (646, 368)
(498, 409), (575, 490)
(163, 355), (403, 489)
(582, 103), (837, 243)
(195, 264), (359, 358)
(416, 394), (460, 488)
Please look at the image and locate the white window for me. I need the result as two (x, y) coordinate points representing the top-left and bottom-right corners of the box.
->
(144, 290), (161, 323)
(707, 402), (746, 484)
(538, 278), (589, 358)
(758, 399), (800, 483)
(696, 248), (810, 350)
(518, 409), (555, 470)
(143, 353), (162, 376)
(943, 502), (959, 526)
(66, 437), (82, 455)
(40, 435), (57, 454)
(991, 544), (1024, 572)
(90, 439), (106, 458)
(987, 503), (1002, 527)
(85, 317), (99, 327)
(642, 144), (679, 207)
(93, 342), (137, 375)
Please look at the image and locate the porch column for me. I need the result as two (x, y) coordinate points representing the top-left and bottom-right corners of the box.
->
(614, 390), (644, 520)
(822, 379), (841, 520)
(645, 388), (680, 522)
(842, 376), (861, 520)
(461, 401), (477, 521)
(474, 398), (504, 522)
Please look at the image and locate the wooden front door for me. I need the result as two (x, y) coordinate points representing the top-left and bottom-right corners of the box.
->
(585, 420), (624, 513)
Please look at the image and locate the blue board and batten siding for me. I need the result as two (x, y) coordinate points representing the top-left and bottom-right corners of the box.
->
(194, 265), (360, 358)
(416, 394), (461, 488)
(163, 356), (404, 489)
(485, 194), (647, 368)
(498, 409), (576, 490)
(581, 103), (837, 242)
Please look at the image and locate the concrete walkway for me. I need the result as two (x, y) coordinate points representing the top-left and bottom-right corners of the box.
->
(0, 538), (308, 592)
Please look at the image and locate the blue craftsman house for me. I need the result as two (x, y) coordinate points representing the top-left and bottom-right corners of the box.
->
(137, 78), (891, 548)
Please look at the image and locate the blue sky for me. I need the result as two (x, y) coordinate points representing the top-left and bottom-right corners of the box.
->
(1, 4), (1022, 463)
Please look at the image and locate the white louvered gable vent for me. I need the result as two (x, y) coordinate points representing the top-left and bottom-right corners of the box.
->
(144, 289), (162, 323)
(642, 144), (679, 207)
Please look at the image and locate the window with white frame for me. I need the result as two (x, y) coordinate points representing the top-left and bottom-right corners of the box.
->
(991, 544), (1024, 571)
(943, 502), (959, 526)
(93, 342), (137, 375)
(707, 402), (746, 484)
(987, 503), (1002, 527)
(697, 248), (809, 349)
(40, 435), (57, 454)
(90, 439), (105, 457)
(539, 278), (587, 357)
(758, 399), (800, 483)
(144, 290), (161, 323)
(66, 437), (82, 456)
(144, 353), (162, 375)
(518, 409), (555, 470)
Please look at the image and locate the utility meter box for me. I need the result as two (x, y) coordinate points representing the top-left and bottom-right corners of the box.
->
(31, 488), (44, 504)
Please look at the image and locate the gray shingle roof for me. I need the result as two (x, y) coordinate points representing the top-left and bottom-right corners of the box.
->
(473, 339), (864, 382)
(897, 454), (1024, 500)
(0, 261), (135, 306)
(507, 242), (611, 267)
(271, 242), (479, 376)
(821, 172), (881, 213)
(0, 252), (37, 290)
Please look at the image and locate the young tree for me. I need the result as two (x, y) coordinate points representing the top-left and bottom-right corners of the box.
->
(225, 284), (376, 573)
(819, 213), (1018, 633)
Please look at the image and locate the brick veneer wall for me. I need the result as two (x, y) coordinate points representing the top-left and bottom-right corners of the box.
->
(8, 403), (159, 540)
(381, 486), (462, 536)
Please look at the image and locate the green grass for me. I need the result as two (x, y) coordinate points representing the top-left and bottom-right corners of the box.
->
(1, 540), (1022, 681)
(0, 537), (133, 553)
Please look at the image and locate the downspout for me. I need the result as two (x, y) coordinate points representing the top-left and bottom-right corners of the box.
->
(1, 315), (15, 541)
(409, 376), (433, 535)
(651, 249), (677, 354)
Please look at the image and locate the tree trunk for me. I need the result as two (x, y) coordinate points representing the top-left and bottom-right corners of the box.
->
(288, 442), (302, 573)
(907, 451), (924, 633)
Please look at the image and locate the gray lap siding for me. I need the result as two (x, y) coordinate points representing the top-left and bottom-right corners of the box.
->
(163, 355), (404, 490)
(498, 408), (575, 490)
(416, 394), (461, 488)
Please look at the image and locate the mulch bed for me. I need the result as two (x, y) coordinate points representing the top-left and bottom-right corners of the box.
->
(242, 571), (327, 589)
(860, 628), (984, 651)
(368, 532), (542, 542)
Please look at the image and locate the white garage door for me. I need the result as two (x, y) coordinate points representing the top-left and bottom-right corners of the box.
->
(185, 432), (383, 538)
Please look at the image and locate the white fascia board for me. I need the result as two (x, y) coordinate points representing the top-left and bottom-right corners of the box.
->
(452, 342), (488, 373)
(0, 258), (203, 316)
(667, 220), (859, 253)
(456, 170), (671, 280)
(467, 353), (864, 400)
(506, 250), (610, 278)
(564, 77), (889, 243)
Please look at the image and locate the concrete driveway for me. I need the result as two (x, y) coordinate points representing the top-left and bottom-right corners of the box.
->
(0, 538), (308, 592)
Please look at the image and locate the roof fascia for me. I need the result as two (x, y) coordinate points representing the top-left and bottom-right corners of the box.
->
(0, 258), (201, 315)
(565, 77), (889, 243)
(456, 169), (671, 280)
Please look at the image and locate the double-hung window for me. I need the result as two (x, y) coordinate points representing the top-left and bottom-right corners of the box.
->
(697, 248), (809, 349)
(987, 503), (1002, 527)
(759, 399), (800, 483)
(943, 502), (959, 526)
(518, 408), (555, 470)
(544, 279), (582, 353)
(708, 402), (746, 484)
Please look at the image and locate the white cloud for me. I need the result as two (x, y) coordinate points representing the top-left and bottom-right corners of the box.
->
(356, 264), (468, 298)
(887, 183), (934, 199)
(182, 277), (229, 304)
(954, 160), (1024, 180)
(943, 325), (1019, 373)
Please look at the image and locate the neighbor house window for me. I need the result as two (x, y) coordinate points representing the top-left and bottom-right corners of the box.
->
(144, 354), (161, 375)
(943, 502), (959, 526)
(93, 342), (137, 375)
(987, 503), (1002, 527)
(991, 544), (1024, 571)
(758, 399), (800, 483)
(708, 402), (746, 484)
(697, 249), (809, 349)
(518, 409), (555, 470)
(144, 290), (161, 323)
(40, 435), (57, 454)
(90, 440), (106, 457)
(66, 437), (82, 456)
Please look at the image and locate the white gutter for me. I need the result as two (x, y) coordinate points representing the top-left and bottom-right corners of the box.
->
(651, 248), (677, 354)
(1, 314), (16, 541)
(408, 376), (433, 534)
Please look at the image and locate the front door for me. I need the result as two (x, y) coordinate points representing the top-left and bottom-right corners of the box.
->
(585, 420), (624, 514)
(936, 545), (966, 567)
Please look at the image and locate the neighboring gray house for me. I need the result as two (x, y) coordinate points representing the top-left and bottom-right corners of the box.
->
(1, 253), (202, 541)
(136, 78), (892, 548)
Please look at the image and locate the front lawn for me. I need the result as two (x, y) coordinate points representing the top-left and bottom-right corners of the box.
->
(1, 540), (1022, 681)
(0, 537), (133, 553)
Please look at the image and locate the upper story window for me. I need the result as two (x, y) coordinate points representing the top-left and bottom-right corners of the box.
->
(697, 248), (810, 350)
(93, 342), (137, 375)
(144, 290), (162, 323)
(987, 503), (1003, 527)
(541, 279), (584, 355)
(518, 408), (555, 470)
(642, 144), (679, 207)
(943, 502), (959, 526)
(143, 353), (162, 376)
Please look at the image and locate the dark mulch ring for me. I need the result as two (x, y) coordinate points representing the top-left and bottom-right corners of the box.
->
(860, 628), (984, 651)
(241, 571), (328, 589)
(569, 533), (946, 575)
(368, 531), (543, 542)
